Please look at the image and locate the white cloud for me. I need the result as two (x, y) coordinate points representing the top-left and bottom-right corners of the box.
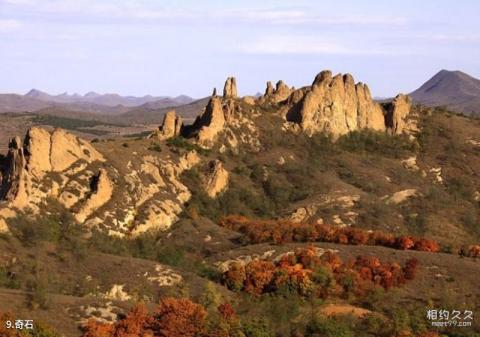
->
(237, 35), (412, 56)
(0, 19), (22, 32)
(0, 0), (407, 26)
(423, 34), (480, 42)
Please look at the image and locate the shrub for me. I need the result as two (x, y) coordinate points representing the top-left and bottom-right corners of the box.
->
(147, 142), (162, 152)
(306, 316), (354, 337)
(337, 129), (416, 158)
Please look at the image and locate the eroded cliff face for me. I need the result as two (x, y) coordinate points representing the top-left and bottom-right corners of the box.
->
(0, 127), (201, 237)
(287, 70), (388, 138)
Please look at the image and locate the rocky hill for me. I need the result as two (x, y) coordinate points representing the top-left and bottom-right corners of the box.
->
(410, 69), (480, 115)
(1, 70), (480, 336)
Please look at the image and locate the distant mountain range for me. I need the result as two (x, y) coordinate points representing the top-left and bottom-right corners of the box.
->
(410, 69), (480, 115)
(24, 89), (194, 107)
(0, 89), (195, 114)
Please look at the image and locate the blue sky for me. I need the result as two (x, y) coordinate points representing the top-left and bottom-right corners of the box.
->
(1, 0), (479, 98)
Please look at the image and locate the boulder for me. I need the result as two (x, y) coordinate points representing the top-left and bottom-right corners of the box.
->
(223, 77), (237, 98)
(204, 160), (229, 198)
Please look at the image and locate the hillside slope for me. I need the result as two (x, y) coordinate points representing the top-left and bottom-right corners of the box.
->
(1, 71), (480, 336)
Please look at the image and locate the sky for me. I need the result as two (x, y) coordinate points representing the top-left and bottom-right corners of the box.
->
(1, 0), (480, 98)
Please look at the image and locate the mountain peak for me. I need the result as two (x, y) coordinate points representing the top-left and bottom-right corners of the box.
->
(410, 69), (480, 115)
(25, 88), (48, 97)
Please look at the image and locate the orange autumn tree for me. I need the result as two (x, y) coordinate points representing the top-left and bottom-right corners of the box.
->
(81, 299), (206, 337)
(148, 298), (206, 337)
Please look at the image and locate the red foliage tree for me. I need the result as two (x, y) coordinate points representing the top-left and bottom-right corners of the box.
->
(395, 236), (416, 250)
(82, 319), (114, 337)
(148, 298), (206, 337)
(114, 304), (150, 337)
(243, 260), (276, 295)
(217, 303), (237, 322)
(413, 238), (440, 252)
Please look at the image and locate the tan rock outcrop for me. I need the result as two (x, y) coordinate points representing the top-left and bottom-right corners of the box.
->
(195, 97), (226, 148)
(386, 189), (417, 204)
(272, 80), (293, 102)
(50, 129), (104, 172)
(204, 160), (229, 198)
(155, 110), (183, 140)
(385, 94), (412, 134)
(24, 127), (51, 177)
(263, 80), (293, 103)
(293, 70), (386, 138)
(0, 127), (106, 212)
(75, 168), (113, 223)
(223, 77), (237, 98)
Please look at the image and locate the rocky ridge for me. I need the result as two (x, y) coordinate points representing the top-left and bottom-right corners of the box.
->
(0, 70), (414, 237)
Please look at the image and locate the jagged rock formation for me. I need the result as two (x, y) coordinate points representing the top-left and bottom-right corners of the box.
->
(154, 110), (183, 140)
(263, 80), (293, 103)
(287, 71), (387, 138)
(385, 94), (412, 134)
(0, 127), (105, 209)
(223, 77), (237, 98)
(204, 160), (229, 198)
(0, 127), (201, 237)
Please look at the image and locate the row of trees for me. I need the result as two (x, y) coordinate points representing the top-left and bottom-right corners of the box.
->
(223, 246), (419, 298)
(219, 215), (440, 252)
(82, 299), (239, 337)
